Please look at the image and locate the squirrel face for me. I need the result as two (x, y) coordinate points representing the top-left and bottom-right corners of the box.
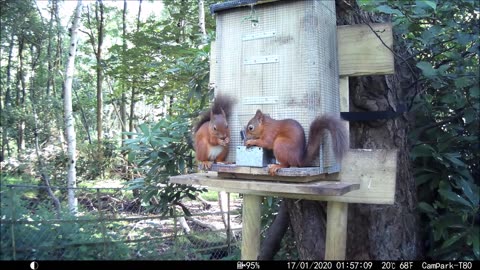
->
(245, 109), (265, 140)
(209, 109), (230, 146)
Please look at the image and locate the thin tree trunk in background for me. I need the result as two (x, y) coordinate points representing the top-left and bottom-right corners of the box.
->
(198, 0), (206, 40)
(1, 32), (15, 162)
(16, 37), (26, 154)
(120, 0), (127, 147)
(64, 0), (83, 215)
(128, 0), (142, 137)
(129, 86), (136, 137)
(96, 0), (105, 143)
(54, 1), (64, 149)
(46, 0), (55, 96)
(30, 43), (41, 102)
(53, 0), (62, 97)
(73, 88), (92, 144)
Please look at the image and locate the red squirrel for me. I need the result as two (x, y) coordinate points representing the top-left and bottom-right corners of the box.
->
(192, 94), (235, 170)
(245, 109), (349, 176)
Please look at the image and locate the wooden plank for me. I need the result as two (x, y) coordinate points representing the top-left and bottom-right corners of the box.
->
(325, 201), (348, 260)
(170, 173), (359, 197)
(212, 164), (328, 182)
(241, 194), (262, 260)
(338, 23), (394, 76)
(327, 149), (397, 204)
(169, 149), (397, 204)
(218, 173), (324, 183)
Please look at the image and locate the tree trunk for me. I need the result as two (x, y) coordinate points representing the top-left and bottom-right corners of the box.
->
(46, 0), (55, 96)
(337, 0), (422, 260)
(120, 0), (127, 147)
(16, 36), (26, 154)
(96, 0), (105, 143)
(258, 200), (290, 260)
(285, 200), (327, 259)
(53, 0), (62, 97)
(281, 0), (422, 260)
(73, 88), (92, 144)
(128, 0), (142, 138)
(1, 32), (15, 162)
(198, 0), (206, 41)
(64, 0), (83, 214)
(129, 86), (136, 136)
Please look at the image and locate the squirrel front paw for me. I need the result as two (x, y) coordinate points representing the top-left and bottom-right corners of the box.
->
(198, 161), (213, 171)
(218, 137), (230, 146)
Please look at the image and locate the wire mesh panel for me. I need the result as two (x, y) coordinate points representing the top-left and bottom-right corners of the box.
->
(213, 0), (341, 173)
(0, 185), (242, 260)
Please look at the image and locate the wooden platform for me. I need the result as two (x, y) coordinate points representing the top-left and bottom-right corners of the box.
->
(211, 164), (333, 183)
(169, 172), (360, 197)
(169, 149), (397, 204)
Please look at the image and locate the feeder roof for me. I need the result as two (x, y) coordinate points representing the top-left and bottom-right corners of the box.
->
(210, 0), (282, 14)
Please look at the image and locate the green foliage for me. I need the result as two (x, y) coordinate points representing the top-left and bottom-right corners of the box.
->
(122, 113), (206, 216)
(0, 188), (130, 260)
(76, 139), (120, 181)
(359, 0), (479, 260)
(116, 0), (219, 217)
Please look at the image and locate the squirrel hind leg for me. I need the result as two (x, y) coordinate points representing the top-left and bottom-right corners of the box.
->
(267, 164), (289, 176)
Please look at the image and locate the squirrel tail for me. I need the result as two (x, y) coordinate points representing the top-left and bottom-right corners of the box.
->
(303, 115), (349, 165)
(193, 93), (236, 133)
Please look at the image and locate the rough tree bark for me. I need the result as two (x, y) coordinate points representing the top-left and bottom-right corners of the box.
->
(258, 200), (291, 260)
(64, 0), (83, 214)
(261, 0), (422, 260)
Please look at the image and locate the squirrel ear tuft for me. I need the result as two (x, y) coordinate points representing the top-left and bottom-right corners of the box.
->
(255, 109), (264, 123)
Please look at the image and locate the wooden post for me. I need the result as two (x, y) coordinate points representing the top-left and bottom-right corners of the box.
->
(241, 194), (262, 260)
(325, 201), (348, 260)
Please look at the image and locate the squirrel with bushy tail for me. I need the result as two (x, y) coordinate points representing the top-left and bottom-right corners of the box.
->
(192, 94), (236, 170)
(244, 109), (349, 176)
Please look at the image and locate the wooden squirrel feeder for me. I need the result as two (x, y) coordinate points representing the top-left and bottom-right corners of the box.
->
(170, 0), (397, 260)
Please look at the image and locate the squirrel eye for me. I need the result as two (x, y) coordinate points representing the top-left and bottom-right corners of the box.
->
(248, 125), (254, 131)
(213, 125), (217, 131)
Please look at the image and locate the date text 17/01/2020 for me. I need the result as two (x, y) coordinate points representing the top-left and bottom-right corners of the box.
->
(235, 261), (475, 270)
